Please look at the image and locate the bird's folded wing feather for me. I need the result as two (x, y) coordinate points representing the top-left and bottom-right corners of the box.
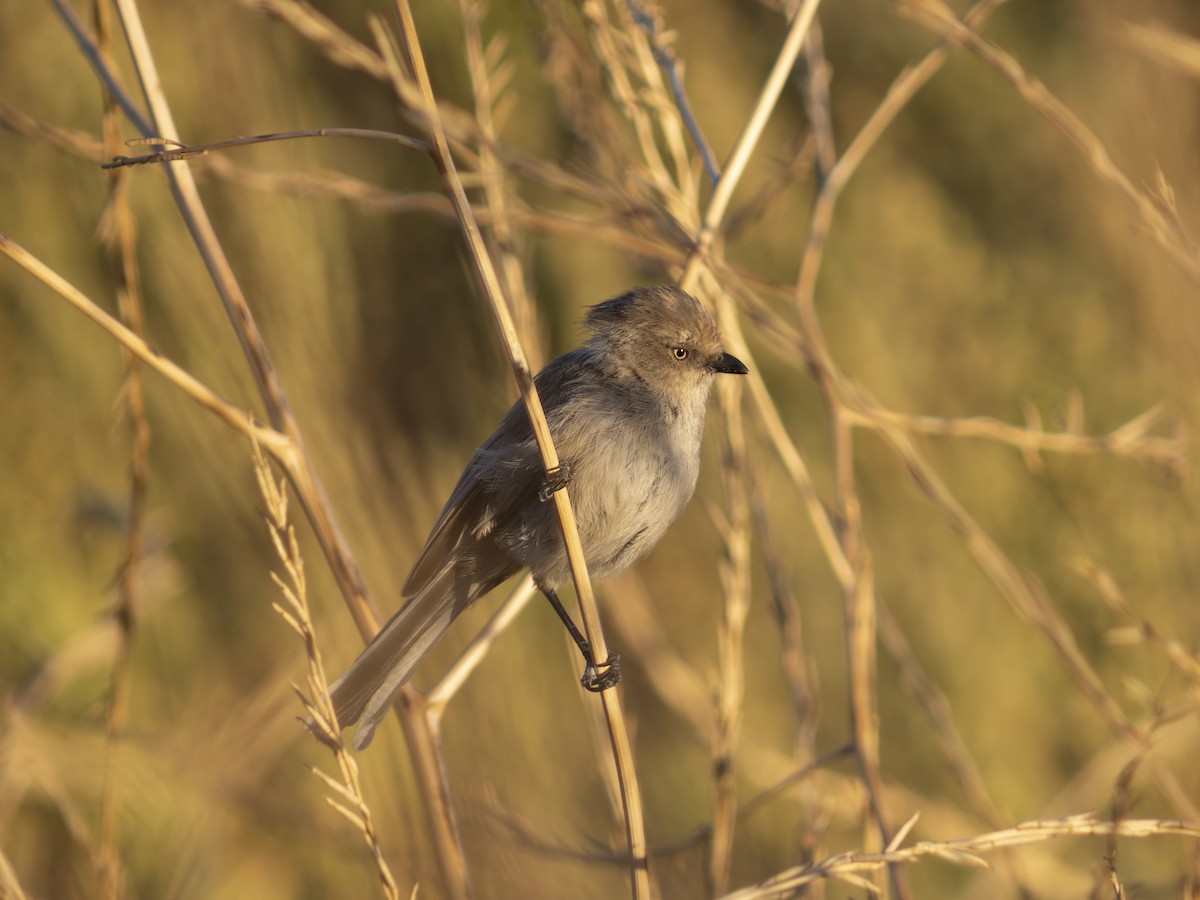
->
(402, 352), (598, 595)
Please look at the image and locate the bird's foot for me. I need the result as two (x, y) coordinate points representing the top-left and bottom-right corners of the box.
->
(581, 652), (621, 692)
(538, 463), (574, 502)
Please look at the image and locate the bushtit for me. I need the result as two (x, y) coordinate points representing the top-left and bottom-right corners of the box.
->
(328, 285), (748, 749)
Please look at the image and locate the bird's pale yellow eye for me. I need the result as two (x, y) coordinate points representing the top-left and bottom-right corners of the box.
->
(672, 347), (688, 360)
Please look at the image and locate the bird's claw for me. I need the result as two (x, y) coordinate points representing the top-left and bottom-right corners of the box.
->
(581, 652), (621, 692)
(538, 463), (574, 502)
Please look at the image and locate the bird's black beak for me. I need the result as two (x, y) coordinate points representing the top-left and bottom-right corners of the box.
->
(710, 352), (749, 375)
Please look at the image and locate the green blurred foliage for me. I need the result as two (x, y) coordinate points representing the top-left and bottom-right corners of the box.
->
(2, 0), (1200, 897)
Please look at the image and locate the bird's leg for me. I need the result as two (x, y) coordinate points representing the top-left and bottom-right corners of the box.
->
(537, 462), (573, 503)
(536, 465), (620, 690)
(541, 587), (621, 692)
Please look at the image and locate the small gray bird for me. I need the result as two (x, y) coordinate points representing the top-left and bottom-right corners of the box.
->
(328, 285), (748, 748)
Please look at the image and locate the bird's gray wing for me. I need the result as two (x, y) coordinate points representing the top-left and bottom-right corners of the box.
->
(401, 475), (483, 596)
(401, 350), (597, 596)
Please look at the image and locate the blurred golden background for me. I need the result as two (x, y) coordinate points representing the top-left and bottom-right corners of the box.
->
(2, 0), (1200, 897)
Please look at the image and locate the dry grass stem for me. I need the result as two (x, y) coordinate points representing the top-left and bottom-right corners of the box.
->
(0, 848), (30, 900)
(680, 0), (821, 287)
(241, 0), (391, 81)
(426, 574), (537, 714)
(656, 744), (855, 858)
(1123, 20), (1200, 78)
(252, 440), (401, 900)
(604, 573), (716, 740)
(748, 472), (821, 758)
(8, 3), (465, 872)
(867, 412), (1200, 823)
(580, 0), (699, 232)
(459, 0), (541, 358)
(877, 606), (1007, 831)
(626, 0), (720, 185)
(1077, 557), (1200, 695)
(108, 0), (385, 652)
(602, 570), (835, 808)
(0, 233), (293, 461)
(101, 128), (431, 169)
(830, 0), (1008, 194)
(849, 403), (1185, 472)
(771, 5), (1197, 850)
(719, 814), (1200, 900)
(48, 0), (154, 134)
(795, 22), (904, 892)
(111, 0), (300, 425)
(389, 0), (649, 895)
(0, 94), (104, 159)
(900, 0), (1200, 285)
(709, 378), (753, 896)
(95, 3), (149, 891)
(95, 14), (472, 889)
(201, 153), (685, 262)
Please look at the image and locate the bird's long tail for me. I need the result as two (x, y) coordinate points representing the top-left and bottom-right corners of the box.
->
(327, 564), (462, 749)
